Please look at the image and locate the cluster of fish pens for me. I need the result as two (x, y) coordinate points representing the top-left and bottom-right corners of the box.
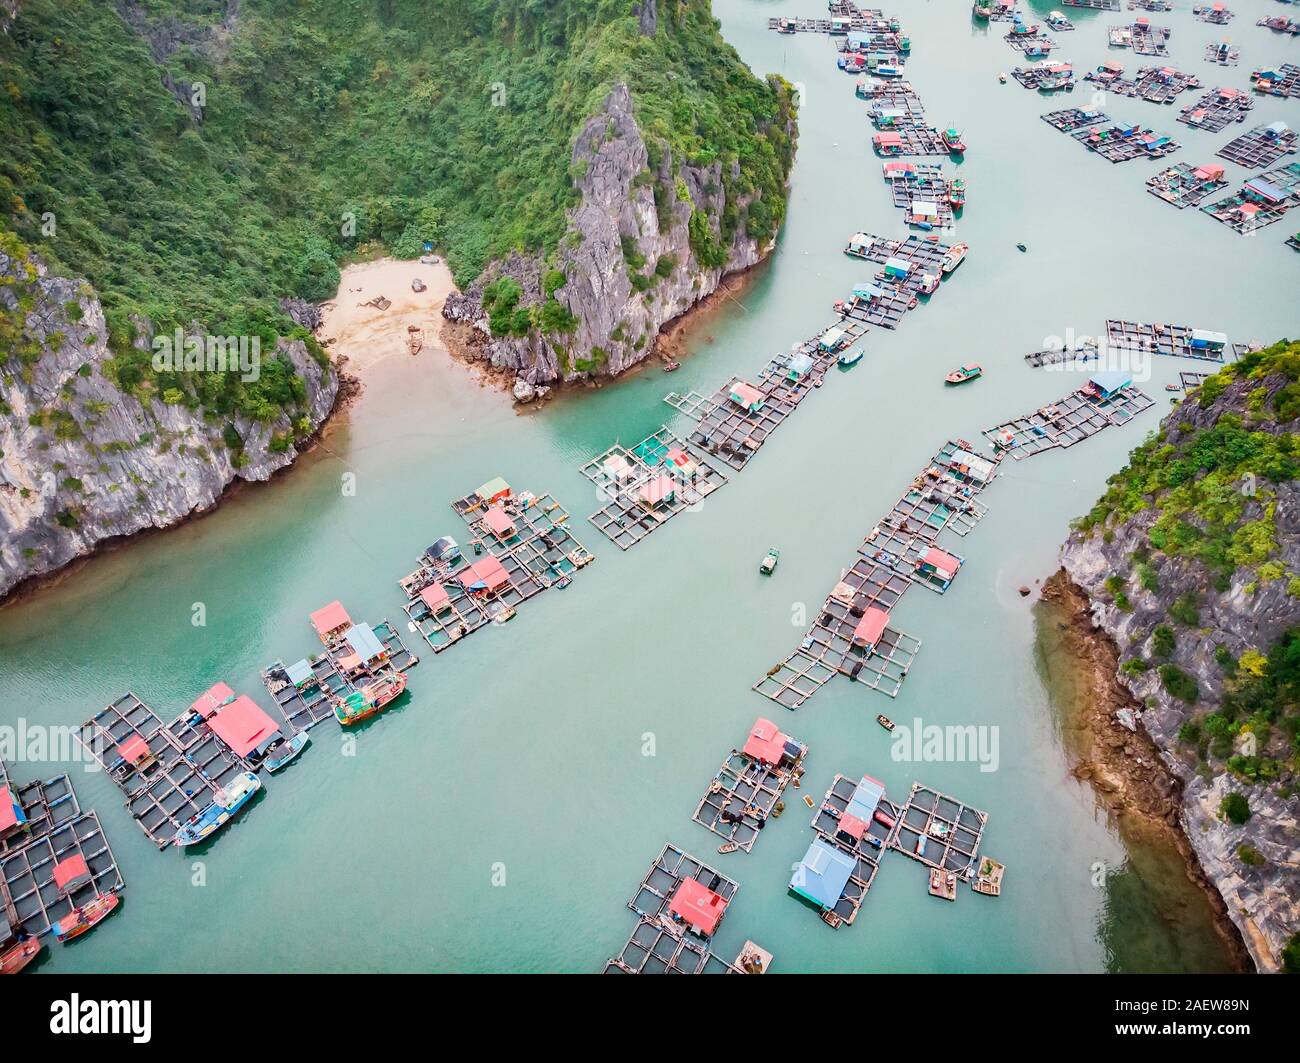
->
(756, 370), (1156, 710)
(605, 716), (1006, 971)
(0, 756), (124, 969)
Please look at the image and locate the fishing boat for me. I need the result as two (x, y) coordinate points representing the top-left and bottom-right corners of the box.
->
(998, 71), (1007, 82)
(491, 604), (517, 624)
(1164, 383), (1181, 392)
(1, 934), (42, 973)
(334, 672), (407, 726)
(1016, 242), (1028, 252)
(760, 547), (780, 575)
(973, 2), (992, 18)
(941, 242), (968, 272)
(838, 347), (864, 367)
(662, 359), (680, 373)
(174, 771), (261, 846)
(945, 363), (983, 385)
(876, 714), (895, 731)
(918, 272), (940, 295)
(948, 178), (966, 207)
(942, 127), (966, 154)
(265, 730), (310, 773)
(53, 893), (120, 943)
(717, 842), (740, 855)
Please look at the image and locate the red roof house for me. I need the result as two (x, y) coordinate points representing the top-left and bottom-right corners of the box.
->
(742, 718), (788, 765)
(209, 695), (280, 758)
(420, 582), (451, 614)
(116, 733), (153, 768)
(853, 606), (891, 649)
(483, 507), (515, 540)
(459, 555), (510, 594)
(190, 680), (235, 719)
(837, 812), (868, 841)
(637, 474), (676, 508)
(52, 853), (91, 894)
(310, 600), (352, 640)
(668, 877), (728, 937)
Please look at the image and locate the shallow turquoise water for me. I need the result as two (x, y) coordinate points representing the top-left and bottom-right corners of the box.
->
(1, 0), (1296, 972)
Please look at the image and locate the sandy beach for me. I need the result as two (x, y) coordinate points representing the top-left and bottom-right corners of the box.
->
(319, 257), (458, 376)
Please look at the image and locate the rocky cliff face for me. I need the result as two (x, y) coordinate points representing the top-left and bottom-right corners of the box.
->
(1060, 360), (1300, 972)
(0, 252), (337, 600)
(443, 82), (794, 395)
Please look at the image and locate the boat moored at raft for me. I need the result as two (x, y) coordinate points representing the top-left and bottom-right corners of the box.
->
(948, 178), (966, 207)
(334, 672), (408, 726)
(1, 933), (42, 972)
(942, 127), (967, 154)
(946, 363), (983, 385)
(838, 347), (864, 367)
(941, 242), (969, 272)
(173, 771), (261, 847)
(53, 893), (120, 943)
(265, 730), (310, 773)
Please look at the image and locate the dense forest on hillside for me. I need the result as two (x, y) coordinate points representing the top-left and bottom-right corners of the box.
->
(1078, 340), (1300, 794)
(0, 0), (793, 414)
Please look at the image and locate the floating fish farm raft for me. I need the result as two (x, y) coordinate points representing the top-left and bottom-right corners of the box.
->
(982, 379), (1156, 459)
(1179, 370), (1212, 392)
(1106, 319), (1233, 361)
(1205, 41), (1241, 66)
(1063, 0), (1119, 9)
(1004, 26), (1057, 54)
(77, 691), (259, 849)
(1104, 66), (1201, 104)
(1065, 116), (1181, 162)
(1147, 162), (1230, 208)
(664, 342), (843, 472)
(1252, 64), (1300, 99)
(690, 719), (806, 854)
(1195, 3), (1234, 24)
(1110, 21), (1171, 56)
(1, 809), (123, 940)
(1200, 163), (1300, 233)
(264, 599), (417, 730)
(1043, 107), (1106, 133)
(1177, 87), (1253, 133)
(1024, 338), (1100, 366)
(1129, 0), (1172, 11)
(1216, 123), (1299, 169)
(0, 754), (125, 943)
(603, 843), (747, 974)
(1012, 61), (1075, 91)
(578, 428), (729, 550)
(768, 2), (896, 35)
(790, 773), (1000, 926)
(399, 481), (593, 651)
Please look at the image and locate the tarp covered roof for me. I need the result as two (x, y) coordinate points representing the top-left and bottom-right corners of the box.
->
(310, 600), (352, 636)
(285, 659), (315, 686)
(344, 623), (385, 662)
(846, 774), (887, 821)
(790, 839), (855, 909)
(209, 695), (280, 758)
(190, 681), (235, 719)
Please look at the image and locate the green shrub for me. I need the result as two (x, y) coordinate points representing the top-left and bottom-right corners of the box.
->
(1158, 664), (1198, 703)
(1219, 791), (1250, 825)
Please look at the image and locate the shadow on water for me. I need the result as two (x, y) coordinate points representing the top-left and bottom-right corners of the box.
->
(1032, 594), (1239, 974)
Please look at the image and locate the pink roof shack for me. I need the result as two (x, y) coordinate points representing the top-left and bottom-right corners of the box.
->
(742, 718), (788, 765)
(52, 853), (91, 893)
(190, 680), (235, 719)
(1194, 164), (1225, 181)
(310, 600), (352, 640)
(729, 382), (765, 410)
(853, 606), (891, 649)
(419, 582), (451, 613)
(0, 786), (18, 833)
(638, 474), (676, 508)
(208, 695), (280, 758)
(921, 547), (960, 581)
(116, 733), (152, 767)
(837, 812), (868, 841)
(483, 507), (515, 539)
(668, 877), (728, 937)
(459, 555), (510, 594)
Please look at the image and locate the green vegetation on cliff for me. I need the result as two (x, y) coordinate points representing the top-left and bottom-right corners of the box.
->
(0, 0), (794, 359)
(1080, 339), (1300, 788)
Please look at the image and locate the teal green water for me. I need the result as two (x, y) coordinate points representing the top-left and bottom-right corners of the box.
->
(3, 1), (1297, 972)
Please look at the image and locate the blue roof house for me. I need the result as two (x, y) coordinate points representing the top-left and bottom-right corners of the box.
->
(789, 839), (855, 912)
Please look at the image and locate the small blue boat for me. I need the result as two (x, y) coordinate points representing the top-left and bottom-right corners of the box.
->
(838, 347), (864, 367)
(265, 731), (310, 773)
(174, 771), (260, 847)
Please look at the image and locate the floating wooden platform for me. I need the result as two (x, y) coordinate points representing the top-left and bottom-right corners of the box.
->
(1178, 87), (1253, 133)
(982, 382), (1156, 459)
(78, 691), (250, 849)
(664, 342), (845, 471)
(579, 427), (729, 550)
(1067, 117), (1181, 162)
(1216, 123), (1299, 169)
(1204, 40), (1241, 66)
(402, 487), (593, 652)
(1195, 4), (1234, 23)
(1201, 163), (1300, 233)
(0, 773), (80, 856)
(890, 782), (988, 878)
(1012, 63), (1075, 91)
(602, 843), (743, 973)
(261, 655), (351, 732)
(1025, 338), (1100, 365)
(691, 736), (806, 853)
(1106, 318), (1230, 360)
(1109, 21), (1171, 56)
(1042, 107), (1106, 133)
(1252, 64), (1299, 99)
(1063, 0), (1120, 9)
(1146, 162), (1230, 208)
(0, 811), (123, 939)
(1104, 66), (1200, 104)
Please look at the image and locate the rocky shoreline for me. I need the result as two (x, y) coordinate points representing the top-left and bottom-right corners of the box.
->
(1040, 570), (1253, 971)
